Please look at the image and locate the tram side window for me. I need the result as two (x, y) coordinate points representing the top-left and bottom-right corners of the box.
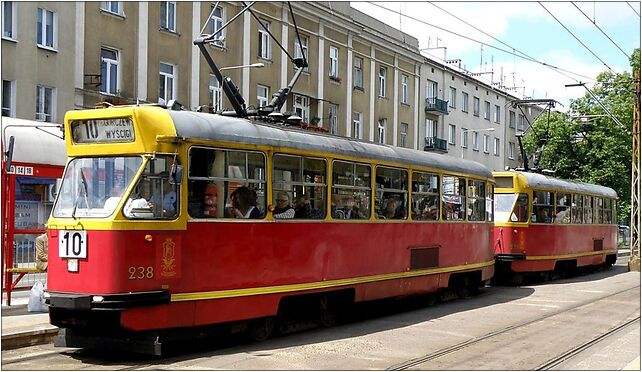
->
(442, 175), (466, 221)
(486, 184), (494, 222)
(331, 161), (371, 220)
(124, 155), (180, 219)
(187, 147), (266, 219)
(467, 179), (486, 221)
(603, 199), (613, 224)
(594, 197), (603, 224)
(411, 172), (439, 221)
(583, 195), (593, 224)
(273, 154), (326, 219)
(571, 194), (583, 224)
(554, 193), (571, 224)
(374, 167), (408, 220)
(532, 190), (553, 223)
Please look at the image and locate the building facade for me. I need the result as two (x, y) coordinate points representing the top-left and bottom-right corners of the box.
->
(2, 1), (539, 171)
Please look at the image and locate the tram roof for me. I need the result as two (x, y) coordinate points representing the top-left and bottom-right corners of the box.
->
(167, 110), (493, 179)
(1, 117), (66, 166)
(507, 171), (617, 198)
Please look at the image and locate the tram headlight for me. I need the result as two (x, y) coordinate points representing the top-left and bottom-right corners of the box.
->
(67, 259), (79, 272)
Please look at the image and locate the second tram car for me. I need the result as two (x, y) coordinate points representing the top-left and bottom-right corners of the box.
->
(45, 105), (496, 354)
(493, 171), (618, 282)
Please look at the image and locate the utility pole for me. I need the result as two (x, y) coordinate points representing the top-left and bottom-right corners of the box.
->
(630, 69), (641, 271)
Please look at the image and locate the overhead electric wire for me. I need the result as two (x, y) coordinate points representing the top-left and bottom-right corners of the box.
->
(627, 1), (640, 17)
(571, 2), (630, 59)
(538, 2), (614, 72)
(365, 2), (596, 83)
(427, 2), (586, 82)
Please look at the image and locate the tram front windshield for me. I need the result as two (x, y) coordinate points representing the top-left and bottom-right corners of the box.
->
(53, 156), (143, 218)
(494, 193), (529, 223)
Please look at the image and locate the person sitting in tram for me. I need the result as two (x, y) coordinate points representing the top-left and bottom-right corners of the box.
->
(202, 183), (218, 217)
(273, 192), (295, 219)
(294, 194), (312, 219)
(341, 196), (364, 219)
(227, 186), (261, 219)
(124, 178), (153, 217)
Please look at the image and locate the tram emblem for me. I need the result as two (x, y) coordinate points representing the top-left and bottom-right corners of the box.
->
(161, 238), (177, 277)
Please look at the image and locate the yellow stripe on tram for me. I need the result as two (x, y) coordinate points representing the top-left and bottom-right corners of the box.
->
(171, 260), (495, 302)
(525, 249), (618, 261)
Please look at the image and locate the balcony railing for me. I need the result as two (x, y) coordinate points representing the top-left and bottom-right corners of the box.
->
(424, 136), (448, 153)
(425, 98), (449, 115)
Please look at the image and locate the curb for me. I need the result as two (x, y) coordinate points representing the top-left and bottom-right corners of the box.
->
(1, 327), (59, 350)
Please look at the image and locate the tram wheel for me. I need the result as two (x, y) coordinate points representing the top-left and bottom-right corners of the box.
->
(248, 317), (276, 342)
(318, 296), (341, 328)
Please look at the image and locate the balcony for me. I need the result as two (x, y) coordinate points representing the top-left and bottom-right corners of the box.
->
(424, 137), (448, 153)
(425, 98), (449, 115)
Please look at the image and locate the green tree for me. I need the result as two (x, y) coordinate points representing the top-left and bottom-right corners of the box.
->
(524, 51), (637, 223)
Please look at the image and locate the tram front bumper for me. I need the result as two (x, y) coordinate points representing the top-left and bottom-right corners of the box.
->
(47, 290), (170, 310)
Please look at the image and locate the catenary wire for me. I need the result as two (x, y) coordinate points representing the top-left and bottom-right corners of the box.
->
(538, 2), (614, 72)
(571, 2), (631, 59)
(627, 1), (640, 17)
(365, 2), (596, 83)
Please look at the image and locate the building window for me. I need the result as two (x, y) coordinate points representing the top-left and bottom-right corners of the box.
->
(448, 124), (456, 145)
(484, 101), (490, 120)
(258, 19), (271, 60)
(160, 1), (176, 31)
(293, 94), (309, 123)
(494, 104), (500, 123)
(352, 112), (362, 139)
(493, 137), (500, 156)
(401, 75), (409, 104)
(209, 75), (222, 111)
(257, 84), (269, 108)
(3, 1), (16, 39)
(378, 67), (387, 97)
(159, 62), (176, 103)
(210, 5), (224, 47)
(2, 80), (15, 117)
(400, 123), (408, 148)
(461, 128), (468, 148)
(35, 85), (55, 122)
(328, 104), (338, 134)
(518, 114), (525, 131)
(378, 119), (386, 144)
(329, 46), (339, 78)
(100, 47), (119, 95)
(426, 80), (438, 99)
(508, 141), (515, 159)
(462, 92), (468, 112)
(472, 131), (479, 150)
(354, 57), (363, 89)
(100, 1), (123, 15)
(509, 110), (516, 128)
(473, 97), (480, 116)
(426, 118), (437, 138)
(483, 134), (490, 153)
(293, 35), (308, 70)
(449, 87), (456, 108)
(37, 8), (56, 49)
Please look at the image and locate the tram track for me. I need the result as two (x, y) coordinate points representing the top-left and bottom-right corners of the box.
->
(386, 285), (640, 370)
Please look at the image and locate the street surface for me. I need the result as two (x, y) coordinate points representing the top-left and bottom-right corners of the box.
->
(2, 260), (639, 370)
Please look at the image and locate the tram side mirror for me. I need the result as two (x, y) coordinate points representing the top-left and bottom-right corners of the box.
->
(169, 164), (183, 185)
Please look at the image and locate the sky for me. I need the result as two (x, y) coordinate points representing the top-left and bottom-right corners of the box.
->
(350, 1), (641, 110)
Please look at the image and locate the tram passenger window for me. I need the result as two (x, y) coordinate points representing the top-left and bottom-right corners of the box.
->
(603, 199), (612, 224)
(442, 176), (465, 221)
(467, 179), (486, 221)
(375, 167), (408, 220)
(331, 161), (371, 220)
(486, 184), (494, 222)
(532, 190), (553, 223)
(571, 194), (583, 224)
(124, 155), (179, 219)
(273, 154), (326, 219)
(583, 195), (593, 224)
(411, 172), (439, 221)
(554, 193), (571, 224)
(187, 147), (266, 219)
(594, 197), (603, 224)
(510, 193), (529, 222)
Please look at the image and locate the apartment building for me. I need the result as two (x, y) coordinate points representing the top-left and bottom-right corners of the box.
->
(1, 1), (538, 171)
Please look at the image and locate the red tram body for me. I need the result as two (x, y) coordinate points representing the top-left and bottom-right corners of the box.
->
(46, 106), (495, 354)
(493, 171), (618, 280)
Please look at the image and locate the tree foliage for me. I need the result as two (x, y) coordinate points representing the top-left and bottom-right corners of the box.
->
(524, 49), (639, 223)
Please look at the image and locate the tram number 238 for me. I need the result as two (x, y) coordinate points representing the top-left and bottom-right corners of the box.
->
(58, 230), (88, 259)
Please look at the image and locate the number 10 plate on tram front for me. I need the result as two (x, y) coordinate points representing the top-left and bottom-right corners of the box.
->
(59, 230), (88, 259)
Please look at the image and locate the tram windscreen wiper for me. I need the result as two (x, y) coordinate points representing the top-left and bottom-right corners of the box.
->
(72, 169), (90, 219)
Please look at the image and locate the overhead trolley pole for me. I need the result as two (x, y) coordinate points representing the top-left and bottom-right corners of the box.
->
(630, 69), (641, 271)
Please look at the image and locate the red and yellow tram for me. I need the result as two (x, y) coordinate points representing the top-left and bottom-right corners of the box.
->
(492, 171), (618, 282)
(46, 105), (495, 354)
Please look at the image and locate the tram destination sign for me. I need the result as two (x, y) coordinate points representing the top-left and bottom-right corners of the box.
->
(71, 118), (135, 144)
